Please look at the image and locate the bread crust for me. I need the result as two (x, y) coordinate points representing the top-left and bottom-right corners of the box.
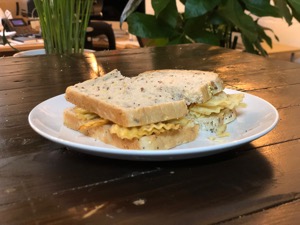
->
(63, 107), (199, 150)
(65, 69), (224, 127)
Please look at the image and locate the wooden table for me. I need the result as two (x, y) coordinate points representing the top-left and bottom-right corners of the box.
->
(0, 44), (299, 224)
(0, 39), (44, 56)
(0, 33), (138, 57)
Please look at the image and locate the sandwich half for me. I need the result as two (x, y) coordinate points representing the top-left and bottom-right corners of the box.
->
(64, 69), (244, 150)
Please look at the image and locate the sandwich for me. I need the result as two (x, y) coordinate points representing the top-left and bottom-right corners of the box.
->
(63, 69), (244, 150)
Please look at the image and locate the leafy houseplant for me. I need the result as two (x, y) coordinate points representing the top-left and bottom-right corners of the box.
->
(121, 0), (300, 56)
(33, 0), (93, 54)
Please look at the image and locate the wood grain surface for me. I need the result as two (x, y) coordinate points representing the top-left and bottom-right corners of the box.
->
(0, 43), (299, 225)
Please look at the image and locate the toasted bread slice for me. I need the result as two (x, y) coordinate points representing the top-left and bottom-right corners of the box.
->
(65, 69), (224, 127)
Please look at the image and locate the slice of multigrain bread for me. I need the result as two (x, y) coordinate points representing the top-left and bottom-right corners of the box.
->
(65, 69), (224, 127)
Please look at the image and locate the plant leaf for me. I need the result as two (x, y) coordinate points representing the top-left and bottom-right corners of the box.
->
(287, 0), (300, 22)
(218, 0), (258, 42)
(146, 38), (169, 46)
(209, 12), (227, 25)
(254, 41), (268, 56)
(185, 0), (222, 18)
(274, 0), (293, 25)
(255, 23), (273, 48)
(152, 0), (171, 16)
(241, 34), (258, 54)
(120, 0), (144, 28)
(184, 16), (206, 32)
(241, 0), (281, 17)
(184, 17), (220, 45)
(191, 31), (220, 45)
(241, 33), (268, 56)
(168, 34), (190, 45)
(127, 12), (174, 38)
(156, 0), (179, 28)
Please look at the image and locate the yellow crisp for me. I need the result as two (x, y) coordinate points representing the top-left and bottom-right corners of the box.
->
(74, 107), (189, 140)
(79, 119), (109, 134)
(74, 107), (99, 120)
(110, 117), (195, 140)
(189, 92), (245, 116)
(110, 122), (181, 140)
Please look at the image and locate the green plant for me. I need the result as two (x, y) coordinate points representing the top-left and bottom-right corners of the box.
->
(33, 0), (93, 54)
(121, 0), (300, 56)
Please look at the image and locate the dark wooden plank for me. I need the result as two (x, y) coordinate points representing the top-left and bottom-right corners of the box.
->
(0, 140), (299, 224)
(1, 43), (300, 224)
(0, 54), (99, 91)
(223, 199), (300, 225)
(220, 66), (300, 91)
(247, 85), (300, 109)
(2, 45), (300, 92)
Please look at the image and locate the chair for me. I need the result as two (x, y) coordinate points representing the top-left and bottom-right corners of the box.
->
(85, 20), (116, 51)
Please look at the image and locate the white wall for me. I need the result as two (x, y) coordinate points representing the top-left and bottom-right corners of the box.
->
(259, 17), (300, 47)
(0, 0), (28, 17)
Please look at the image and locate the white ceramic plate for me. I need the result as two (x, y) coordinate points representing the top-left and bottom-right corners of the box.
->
(13, 48), (95, 57)
(28, 89), (279, 161)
